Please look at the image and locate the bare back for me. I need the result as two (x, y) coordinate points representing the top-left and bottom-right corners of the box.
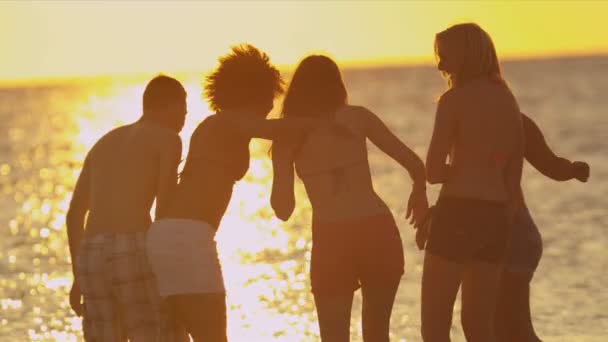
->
(294, 108), (391, 222)
(82, 121), (181, 235)
(428, 79), (523, 202)
(167, 115), (250, 229)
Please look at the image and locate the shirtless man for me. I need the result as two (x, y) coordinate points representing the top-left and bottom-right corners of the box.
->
(66, 75), (186, 341)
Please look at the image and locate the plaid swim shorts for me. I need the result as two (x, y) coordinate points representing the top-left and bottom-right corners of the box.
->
(75, 232), (186, 342)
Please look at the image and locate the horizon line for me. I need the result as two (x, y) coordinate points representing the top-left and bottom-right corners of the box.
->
(1, 52), (606, 88)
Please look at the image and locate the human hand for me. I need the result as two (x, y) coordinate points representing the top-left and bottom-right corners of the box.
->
(406, 187), (429, 228)
(415, 208), (433, 251)
(572, 161), (590, 182)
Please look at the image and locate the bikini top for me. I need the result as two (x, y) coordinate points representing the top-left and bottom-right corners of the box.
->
(293, 116), (368, 195)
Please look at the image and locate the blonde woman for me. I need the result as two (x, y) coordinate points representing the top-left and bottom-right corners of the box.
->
(422, 23), (524, 341)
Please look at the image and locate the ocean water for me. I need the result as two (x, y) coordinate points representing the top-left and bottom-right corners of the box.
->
(0, 56), (606, 341)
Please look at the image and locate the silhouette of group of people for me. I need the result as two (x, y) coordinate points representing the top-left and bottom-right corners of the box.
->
(66, 23), (590, 342)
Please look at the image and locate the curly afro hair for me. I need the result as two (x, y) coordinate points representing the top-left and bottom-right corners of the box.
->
(204, 44), (284, 112)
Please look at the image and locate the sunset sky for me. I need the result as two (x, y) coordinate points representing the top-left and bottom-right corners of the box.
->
(0, 1), (607, 81)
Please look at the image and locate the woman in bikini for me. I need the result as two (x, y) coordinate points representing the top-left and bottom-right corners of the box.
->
(271, 55), (428, 342)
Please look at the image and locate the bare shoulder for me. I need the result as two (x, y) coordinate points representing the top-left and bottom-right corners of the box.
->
(334, 104), (373, 135)
(137, 122), (181, 147)
(87, 124), (132, 157)
(97, 124), (130, 143)
(437, 87), (460, 108)
(335, 104), (370, 118)
(520, 113), (540, 141)
(98, 122), (182, 160)
(194, 114), (237, 138)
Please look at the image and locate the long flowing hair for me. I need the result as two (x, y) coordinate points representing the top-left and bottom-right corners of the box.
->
(435, 23), (505, 88)
(281, 55), (347, 119)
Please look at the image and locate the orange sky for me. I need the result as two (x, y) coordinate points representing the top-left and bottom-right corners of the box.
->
(0, 1), (606, 81)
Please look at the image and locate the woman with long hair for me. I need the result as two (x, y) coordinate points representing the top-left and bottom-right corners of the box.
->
(422, 23), (525, 341)
(271, 55), (428, 341)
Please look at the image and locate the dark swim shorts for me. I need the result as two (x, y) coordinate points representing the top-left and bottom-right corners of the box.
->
(425, 197), (509, 264)
(310, 214), (405, 296)
(504, 207), (543, 277)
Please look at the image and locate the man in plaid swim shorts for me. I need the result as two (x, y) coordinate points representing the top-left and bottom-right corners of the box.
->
(66, 75), (187, 341)
(76, 233), (185, 341)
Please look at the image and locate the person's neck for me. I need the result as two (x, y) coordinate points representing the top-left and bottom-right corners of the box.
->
(138, 115), (169, 130)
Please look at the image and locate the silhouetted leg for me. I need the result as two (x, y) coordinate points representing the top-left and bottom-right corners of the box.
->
(169, 293), (227, 342)
(159, 298), (190, 342)
(421, 252), (464, 342)
(361, 276), (400, 342)
(518, 280), (543, 342)
(314, 292), (354, 342)
(496, 271), (542, 342)
(460, 261), (501, 342)
(495, 273), (514, 342)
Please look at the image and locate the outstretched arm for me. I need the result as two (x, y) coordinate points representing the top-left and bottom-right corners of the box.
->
(522, 113), (589, 182)
(224, 115), (322, 142)
(356, 106), (428, 226)
(359, 106), (426, 190)
(271, 141), (296, 221)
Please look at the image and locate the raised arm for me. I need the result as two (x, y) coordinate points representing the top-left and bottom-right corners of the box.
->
(358, 106), (426, 190)
(354, 106), (428, 225)
(154, 133), (182, 220)
(224, 115), (322, 142)
(426, 94), (456, 184)
(522, 113), (580, 181)
(270, 141), (296, 221)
